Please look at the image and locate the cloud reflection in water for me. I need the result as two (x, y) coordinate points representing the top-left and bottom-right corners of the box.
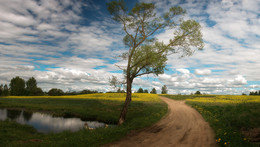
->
(0, 109), (107, 133)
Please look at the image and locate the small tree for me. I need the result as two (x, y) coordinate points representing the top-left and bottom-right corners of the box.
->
(10, 76), (26, 96)
(195, 91), (201, 95)
(107, 0), (203, 124)
(144, 89), (149, 93)
(150, 88), (157, 94)
(117, 88), (126, 93)
(137, 88), (144, 93)
(109, 75), (124, 92)
(161, 85), (168, 94)
(48, 88), (64, 96)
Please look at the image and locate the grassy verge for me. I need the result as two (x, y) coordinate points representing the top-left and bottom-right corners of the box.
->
(162, 95), (260, 147)
(0, 93), (167, 146)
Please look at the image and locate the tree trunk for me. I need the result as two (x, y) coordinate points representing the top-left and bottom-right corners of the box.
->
(118, 78), (132, 125)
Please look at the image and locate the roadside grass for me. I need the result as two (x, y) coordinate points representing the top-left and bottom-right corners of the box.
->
(163, 95), (260, 147)
(160, 94), (217, 100)
(0, 93), (167, 146)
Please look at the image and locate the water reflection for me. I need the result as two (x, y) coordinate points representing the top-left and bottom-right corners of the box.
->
(0, 109), (109, 133)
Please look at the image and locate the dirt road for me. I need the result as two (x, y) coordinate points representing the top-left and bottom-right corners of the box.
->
(105, 96), (217, 147)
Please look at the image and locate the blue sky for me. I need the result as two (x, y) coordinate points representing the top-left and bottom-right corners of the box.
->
(0, 0), (259, 94)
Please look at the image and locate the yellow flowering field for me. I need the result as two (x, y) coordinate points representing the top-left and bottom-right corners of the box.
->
(4, 93), (161, 102)
(186, 95), (260, 103)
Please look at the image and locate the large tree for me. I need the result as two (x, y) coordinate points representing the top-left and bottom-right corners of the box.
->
(107, 0), (203, 125)
(10, 76), (26, 96)
(195, 90), (201, 95)
(137, 87), (144, 93)
(48, 88), (64, 96)
(25, 77), (44, 96)
(26, 77), (37, 96)
(150, 88), (157, 94)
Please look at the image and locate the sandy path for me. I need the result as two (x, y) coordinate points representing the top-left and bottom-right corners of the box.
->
(105, 96), (217, 147)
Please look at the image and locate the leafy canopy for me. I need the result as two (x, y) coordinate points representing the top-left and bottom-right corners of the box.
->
(10, 76), (26, 96)
(107, 0), (203, 81)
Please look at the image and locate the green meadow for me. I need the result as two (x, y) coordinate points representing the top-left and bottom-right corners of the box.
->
(0, 93), (167, 146)
(1, 93), (260, 147)
(163, 94), (260, 147)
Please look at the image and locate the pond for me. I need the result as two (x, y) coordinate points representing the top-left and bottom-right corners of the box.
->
(0, 108), (111, 133)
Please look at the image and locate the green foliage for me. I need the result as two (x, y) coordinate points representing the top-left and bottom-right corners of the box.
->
(195, 91), (201, 95)
(32, 87), (44, 96)
(26, 77), (37, 91)
(26, 77), (37, 95)
(10, 76), (26, 96)
(150, 88), (157, 94)
(0, 84), (3, 96)
(107, 0), (127, 22)
(249, 90), (260, 95)
(107, 0), (203, 124)
(131, 43), (169, 77)
(3, 84), (9, 96)
(143, 89), (148, 93)
(25, 77), (44, 96)
(117, 88), (125, 93)
(107, 0), (204, 80)
(80, 89), (98, 94)
(161, 85), (167, 94)
(0, 77), (44, 96)
(137, 87), (144, 93)
(48, 88), (64, 96)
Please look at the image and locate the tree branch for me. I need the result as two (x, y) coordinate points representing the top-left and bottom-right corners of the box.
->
(115, 64), (127, 70)
(135, 71), (154, 77)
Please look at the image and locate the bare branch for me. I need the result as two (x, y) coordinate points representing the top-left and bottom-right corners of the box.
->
(135, 71), (154, 77)
(115, 64), (127, 70)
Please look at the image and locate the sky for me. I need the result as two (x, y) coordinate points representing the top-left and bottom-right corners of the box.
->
(0, 0), (259, 95)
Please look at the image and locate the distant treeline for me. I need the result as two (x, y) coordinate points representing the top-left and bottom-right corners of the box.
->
(0, 76), (99, 96)
(249, 90), (260, 95)
(0, 76), (44, 96)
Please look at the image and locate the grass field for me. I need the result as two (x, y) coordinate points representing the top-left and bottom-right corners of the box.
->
(163, 94), (260, 147)
(0, 93), (167, 146)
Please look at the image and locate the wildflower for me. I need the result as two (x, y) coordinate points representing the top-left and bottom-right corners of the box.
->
(244, 138), (247, 141)
(224, 142), (227, 145)
(224, 132), (227, 135)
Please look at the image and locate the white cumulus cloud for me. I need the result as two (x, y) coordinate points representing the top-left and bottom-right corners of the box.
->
(195, 69), (212, 75)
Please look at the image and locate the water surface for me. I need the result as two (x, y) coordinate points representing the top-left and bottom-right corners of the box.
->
(0, 109), (109, 133)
